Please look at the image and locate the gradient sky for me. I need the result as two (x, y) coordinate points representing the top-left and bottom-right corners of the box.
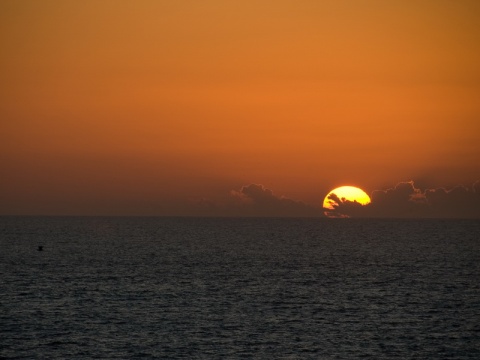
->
(1, 0), (480, 216)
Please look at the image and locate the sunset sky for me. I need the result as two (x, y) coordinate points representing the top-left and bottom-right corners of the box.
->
(1, 0), (480, 217)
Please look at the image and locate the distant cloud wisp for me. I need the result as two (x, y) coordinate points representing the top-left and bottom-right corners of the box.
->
(230, 184), (322, 217)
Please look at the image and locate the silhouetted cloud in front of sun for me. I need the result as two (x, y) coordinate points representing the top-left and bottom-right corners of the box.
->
(324, 193), (366, 218)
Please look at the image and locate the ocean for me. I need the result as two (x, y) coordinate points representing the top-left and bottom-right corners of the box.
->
(1, 217), (479, 359)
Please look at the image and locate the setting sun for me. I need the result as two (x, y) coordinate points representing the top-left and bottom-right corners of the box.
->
(323, 186), (371, 217)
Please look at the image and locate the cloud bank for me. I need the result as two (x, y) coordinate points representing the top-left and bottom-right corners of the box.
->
(195, 181), (480, 218)
(195, 183), (322, 217)
(331, 181), (480, 218)
(229, 184), (322, 217)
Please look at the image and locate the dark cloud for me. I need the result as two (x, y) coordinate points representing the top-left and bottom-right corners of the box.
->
(367, 181), (480, 218)
(229, 184), (323, 217)
(424, 184), (480, 218)
(367, 181), (428, 218)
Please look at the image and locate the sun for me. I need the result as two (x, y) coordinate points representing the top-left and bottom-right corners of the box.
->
(323, 186), (371, 217)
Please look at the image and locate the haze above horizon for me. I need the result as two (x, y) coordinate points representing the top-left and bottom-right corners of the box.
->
(1, 1), (479, 217)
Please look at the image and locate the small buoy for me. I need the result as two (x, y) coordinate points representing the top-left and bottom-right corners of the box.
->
(37, 246), (43, 251)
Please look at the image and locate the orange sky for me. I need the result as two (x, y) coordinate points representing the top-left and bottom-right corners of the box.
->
(1, 0), (480, 216)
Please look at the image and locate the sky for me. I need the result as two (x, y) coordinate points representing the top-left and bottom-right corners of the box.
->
(1, 0), (480, 217)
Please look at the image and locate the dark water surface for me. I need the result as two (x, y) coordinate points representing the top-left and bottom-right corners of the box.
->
(1, 217), (479, 359)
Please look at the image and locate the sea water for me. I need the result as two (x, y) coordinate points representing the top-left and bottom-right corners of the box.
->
(1, 217), (479, 359)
